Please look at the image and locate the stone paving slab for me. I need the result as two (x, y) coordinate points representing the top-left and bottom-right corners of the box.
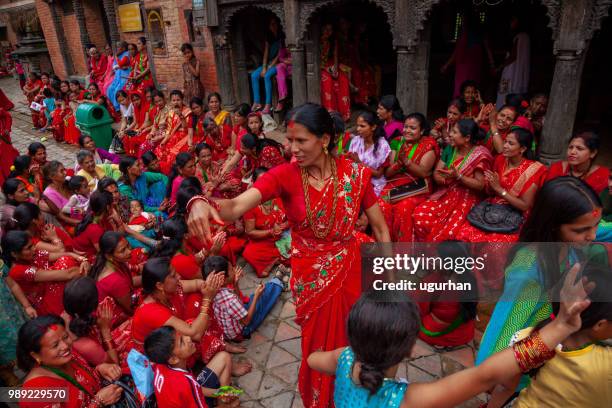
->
(1, 76), (487, 407)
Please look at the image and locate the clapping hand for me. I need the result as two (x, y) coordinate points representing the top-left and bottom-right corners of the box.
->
(201, 271), (225, 299)
(484, 170), (502, 193)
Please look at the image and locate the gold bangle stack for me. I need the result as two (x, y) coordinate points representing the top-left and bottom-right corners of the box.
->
(511, 331), (556, 373)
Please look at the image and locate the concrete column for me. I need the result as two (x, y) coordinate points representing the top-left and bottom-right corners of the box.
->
(396, 46), (414, 113)
(290, 44), (307, 106)
(305, 23), (320, 104)
(214, 35), (237, 110)
(413, 24), (431, 114)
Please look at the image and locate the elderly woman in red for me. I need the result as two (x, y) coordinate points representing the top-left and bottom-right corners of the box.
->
(2, 230), (86, 316)
(379, 113), (439, 241)
(414, 119), (493, 242)
(242, 167), (290, 278)
(546, 131), (609, 195)
(154, 90), (193, 174)
(185, 103), (390, 408)
(17, 315), (123, 408)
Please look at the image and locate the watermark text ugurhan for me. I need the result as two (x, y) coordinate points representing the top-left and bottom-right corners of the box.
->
(372, 279), (472, 292)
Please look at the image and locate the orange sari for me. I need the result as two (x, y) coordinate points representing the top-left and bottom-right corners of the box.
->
(155, 106), (192, 173)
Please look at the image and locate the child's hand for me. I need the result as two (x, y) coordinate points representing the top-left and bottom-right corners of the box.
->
(254, 283), (265, 298)
(201, 272), (224, 299)
(96, 298), (114, 329)
(556, 263), (595, 333)
(233, 265), (244, 284)
(211, 231), (227, 254)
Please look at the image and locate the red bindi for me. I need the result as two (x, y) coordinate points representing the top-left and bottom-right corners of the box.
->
(288, 120), (296, 129)
(592, 208), (601, 218)
(48, 324), (59, 332)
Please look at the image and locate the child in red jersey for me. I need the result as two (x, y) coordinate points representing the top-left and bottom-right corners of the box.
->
(144, 326), (238, 408)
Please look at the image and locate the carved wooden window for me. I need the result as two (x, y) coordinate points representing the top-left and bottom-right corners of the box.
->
(147, 8), (167, 56)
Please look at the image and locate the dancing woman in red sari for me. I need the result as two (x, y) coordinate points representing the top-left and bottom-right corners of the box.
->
(414, 119), (493, 242)
(126, 37), (154, 94)
(17, 315), (123, 408)
(155, 90), (193, 174)
(379, 113), (439, 241)
(186, 104), (390, 408)
(2, 231), (85, 316)
(546, 131), (609, 195)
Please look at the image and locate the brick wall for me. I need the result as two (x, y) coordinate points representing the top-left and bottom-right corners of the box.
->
(63, 14), (87, 76)
(84, 0), (109, 50)
(34, 0), (67, 78)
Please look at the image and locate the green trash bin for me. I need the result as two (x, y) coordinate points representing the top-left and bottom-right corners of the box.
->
(75, 103), (114, 150)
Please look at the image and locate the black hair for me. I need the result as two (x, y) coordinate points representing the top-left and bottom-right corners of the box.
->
(28, 71), (40, 80)
(17, 315), (66, 371)
(329, 111), (346, 135)
(42, 88), (53, 98)
(202, 255), (229, 278)
(287, 103), (337, 150)
(347, 291), (421, 395)
(141, 151), (158, 168)
(63, 277), (99, 338)
(169, 90), (184, 100)
(119, 156), (139, 185)
(570, 131), (600, 153)
(76, 190), (113, 236)
(459, 80), (479, 96)
(68, 175), (87, 194)
(137, 36), (147, 45)
(144, 326), (176, 364)
(96, 177), (118, 194)
(142, 257), (171, 295)
(166, 152), (193, 198)
(207, 92), (222, 104)
(8, 155), (31, 178)
(194, 142), (212, 157)
(151, 219), (187, 258)
(69, 79), (82, 87)
(507, 127), (535, 160)
(456, 118), (486, 144)
(404, 112), (431, 136)
(378, 95), (404, 122)
(505, 94), (528, 115)
(88, 82), (100, 92)
(190, 96), (204, 109)
(2, 178), (25, 206)
(575, 263), (612, 330)
(89, 231), (124, 281)
(144, 86), (157, 97)
(448, 98), (467, 114)
(357, 110), (386, 154)
(27, 142), (46, 157)
(180, 43), (194, 53)
(253, 167), (268, 183)
(240, 133), (284, 158)
(151, 90), (165, 101)
(515, 177), (602, 288)
(13, 202), (41, 231)
(116, 90), (129, 101)
(175, 178), (203, 217)
(1, 230), (30, 267)
(234, 103), (251, 118)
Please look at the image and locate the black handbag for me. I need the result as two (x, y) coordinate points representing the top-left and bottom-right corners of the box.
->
(467, 201), (524, 233)
(388, 178), (428, 203)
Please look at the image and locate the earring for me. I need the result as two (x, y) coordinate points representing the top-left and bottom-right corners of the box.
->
(324, 145), (329, 155)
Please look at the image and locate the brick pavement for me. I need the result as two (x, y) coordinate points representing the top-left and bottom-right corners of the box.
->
(2, 76), (486, 408)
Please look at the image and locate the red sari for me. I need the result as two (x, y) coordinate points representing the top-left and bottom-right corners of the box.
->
(546, 161), (610, 195)
(20, 352), (102, 408)
(63, 108), (81, 145)
(96, 267), (134, 327)
(378, 136), (440, 241)
(50, 107), (68, 142)
(479, 125), (511, 153)
(139, 105), (168, 157)
(414, 146), (493, 242)
(242, 199), (288, 277)
(252, 157), (377, 408)
(89, 55), (108, 89)
(122, 100), (151, 156)
(0, 108), (18, 186)
(155, 106), (193, 174)
(126, 52), (154, 94)
(25, 79), (45, 128)
(205, 125), (232, 165)
(320, 39), (351, 121)
(0, 88), (14, 111)
(9, 251), (78, 316)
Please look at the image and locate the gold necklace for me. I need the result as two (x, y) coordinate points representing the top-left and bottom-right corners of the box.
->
(301, 158), (338, 239)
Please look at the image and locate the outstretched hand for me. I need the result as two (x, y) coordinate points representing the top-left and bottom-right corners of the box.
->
(556, 263), (595, 333)
(187, 200), (224, 244)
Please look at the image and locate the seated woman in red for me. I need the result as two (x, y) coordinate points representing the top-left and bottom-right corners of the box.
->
(88, 232), (140, 327)
(457, 127), (547, 243)
(430, 98), (466, 148)
(195, 143), (242, 199)
(243, 167), (291, 278)
(479, 104), (518, 154)
(203, 116), (232, 166)
(417, 241), (477, 348)
(17, 315), (123, 408)
(27, 142), (48, 198)
(190, 97), (207, 146)
(413, 119), (493, 242)
(235, 133), (288, 185)
(63, 277), (120, 366)
(12, 202), (74, 254)
(2, 230), (85, 316)
(122, 91), (151, 157)
(154, 90), (193, 174)
(546, 131), (610, 195)
(379, 113), (439, 241)
(231, 103), (251, 150)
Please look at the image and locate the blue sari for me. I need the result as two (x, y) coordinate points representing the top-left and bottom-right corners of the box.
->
(106, 51), (131, 109)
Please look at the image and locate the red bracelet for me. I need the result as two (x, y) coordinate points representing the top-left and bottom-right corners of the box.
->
(186, 195), (220, 213)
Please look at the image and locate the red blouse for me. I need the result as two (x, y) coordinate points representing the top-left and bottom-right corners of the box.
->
(72, 223), (105, 257)
(546, 161), (610, 195)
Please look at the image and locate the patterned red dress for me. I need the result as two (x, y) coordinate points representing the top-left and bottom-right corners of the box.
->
(155, 106), (193, 174)
(252, 157), (377, 408)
